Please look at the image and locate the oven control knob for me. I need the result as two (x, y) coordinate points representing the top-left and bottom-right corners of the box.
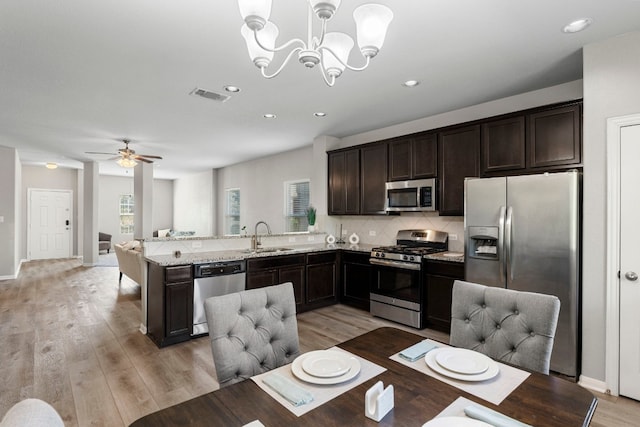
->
(402, 255), (408, 261)
(380, 253), (385, 258)
(409, 256), (415, 261)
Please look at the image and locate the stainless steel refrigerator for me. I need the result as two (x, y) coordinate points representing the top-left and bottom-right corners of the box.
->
(464, 171), (580, 377)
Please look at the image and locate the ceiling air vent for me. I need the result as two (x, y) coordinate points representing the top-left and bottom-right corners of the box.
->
(190, 87), (230, 103)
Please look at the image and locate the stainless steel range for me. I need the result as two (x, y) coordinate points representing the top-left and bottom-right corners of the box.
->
(369, 229), (448, 328)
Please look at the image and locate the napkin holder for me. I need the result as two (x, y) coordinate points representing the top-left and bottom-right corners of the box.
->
(365, 381), (394, 422)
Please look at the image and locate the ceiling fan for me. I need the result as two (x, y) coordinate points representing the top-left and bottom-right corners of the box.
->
(86, 139), (162, 168)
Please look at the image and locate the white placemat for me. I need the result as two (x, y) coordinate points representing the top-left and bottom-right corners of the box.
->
(252, 347), (387, 417)
(390, 340), (530, 405)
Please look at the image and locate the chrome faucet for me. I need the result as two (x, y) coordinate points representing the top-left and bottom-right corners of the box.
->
(251, 221), (272, 251)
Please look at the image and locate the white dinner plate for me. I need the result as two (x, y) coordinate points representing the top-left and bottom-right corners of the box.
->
(292, 351), (361, 385)
(435, 348), (490, 375)
(426, 348), (499, 382)
(301, 350), (352, 378)
(422, 416), (492, 427)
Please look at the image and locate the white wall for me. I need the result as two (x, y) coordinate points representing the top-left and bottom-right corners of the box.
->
(216, 146), (313, 235)
(0, 146), (19, 278)
(582, 30), (640, 383)
(173, 170), (214, 236)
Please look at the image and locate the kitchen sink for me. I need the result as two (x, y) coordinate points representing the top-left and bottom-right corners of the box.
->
(241, 247), (293, 254)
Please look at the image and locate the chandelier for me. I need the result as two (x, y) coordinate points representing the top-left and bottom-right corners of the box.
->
(238, 0), (393, 87)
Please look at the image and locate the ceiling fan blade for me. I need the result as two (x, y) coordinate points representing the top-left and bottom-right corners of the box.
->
(134, 156), (154, 163)
(85, 151), (117, 155)
(136, 154), (163, 159)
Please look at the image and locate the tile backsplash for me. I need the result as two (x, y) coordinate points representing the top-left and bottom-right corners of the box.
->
(320, 212), (465, 253)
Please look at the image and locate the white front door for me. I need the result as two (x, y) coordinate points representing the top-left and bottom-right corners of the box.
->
(28, 189), (72, 260)
(619, 124), (640, 400)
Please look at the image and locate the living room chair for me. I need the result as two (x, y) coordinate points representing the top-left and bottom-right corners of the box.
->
(204, 282), (300, 388)
(450, 279), (561, 374)
(98, 232), (112, 253)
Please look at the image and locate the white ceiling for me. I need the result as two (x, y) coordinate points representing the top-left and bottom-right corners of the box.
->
(2, 0), (640, 179)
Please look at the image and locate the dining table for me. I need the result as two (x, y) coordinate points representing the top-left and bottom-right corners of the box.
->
(129, 327), (597, 426)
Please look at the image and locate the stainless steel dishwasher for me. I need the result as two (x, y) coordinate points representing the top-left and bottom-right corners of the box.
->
(192, 260), (246, 336)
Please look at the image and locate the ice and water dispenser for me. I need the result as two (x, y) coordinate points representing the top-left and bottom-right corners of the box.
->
(466, 226), (500, 260)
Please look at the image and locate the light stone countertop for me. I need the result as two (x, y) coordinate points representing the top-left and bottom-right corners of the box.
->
(144, 242), (377, 266)
(424, 251), (465, 263)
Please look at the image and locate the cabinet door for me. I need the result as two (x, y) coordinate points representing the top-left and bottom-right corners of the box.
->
(360, 143), (387, 215)
(279, 265), (306, 307)
(306, 262), (336, 304)
(388, 138), (412, 181)
(246, 269), (278, 289)
(341, 253), (372, 310)
(412, 133), (438, 179)
(438, 125), (480, 216)
(481, 116), (526, 175)
(165, 282), (193, 338)
(328, 150), (360, 215)
(527, 104), (581, 169)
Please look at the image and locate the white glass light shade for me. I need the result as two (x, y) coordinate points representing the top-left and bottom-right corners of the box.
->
(321, 32), (353, 77)
(238, 0), (272, 30)
(310, 0), (342, 19)
(241, 22), (279, 68)
(117, 157), (138, 168)
(353, 4), (393, 57)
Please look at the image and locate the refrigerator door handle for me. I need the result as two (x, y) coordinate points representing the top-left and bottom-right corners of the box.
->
(505, 206), (514, 281)
(498, 206), (506, 286)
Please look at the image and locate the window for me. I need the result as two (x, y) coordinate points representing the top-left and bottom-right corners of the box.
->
(284, 180), (310, 232)
(119, 194), (134, 234)
(225, 188), (241, 235)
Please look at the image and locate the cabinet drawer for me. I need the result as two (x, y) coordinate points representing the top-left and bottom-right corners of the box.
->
(165, 265), (192, 283)
(307, 251), (337, 265)
(426, 260), (464, 278)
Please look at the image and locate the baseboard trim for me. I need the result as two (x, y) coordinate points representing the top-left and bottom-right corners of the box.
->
(139, 324), (147, 335)
(579, 375), (610, 395)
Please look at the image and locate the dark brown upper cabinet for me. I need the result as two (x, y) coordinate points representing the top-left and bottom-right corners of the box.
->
(360, 143), (388, 215)
(438, 124), (480, 216)
(328, 149), (360, 215)
(527, 104), (581, 169)
(388, 133), (437, 181)
(481, 116), (526, 174)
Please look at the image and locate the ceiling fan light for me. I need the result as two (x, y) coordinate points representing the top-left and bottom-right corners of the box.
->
(117, 157), (138, 168)
(321, 32), (354, 77)
(353, 4), (393, 58)
(238, 0), (272, 30)
(241, 22), (279, 68)
(310, 0), (341, 20)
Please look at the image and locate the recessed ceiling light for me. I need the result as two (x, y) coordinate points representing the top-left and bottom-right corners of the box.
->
(314, 112), (327, 117)
(45, 162), (58, 169)
(402, 80), (420, 88)
(562, 18), (592, 33)
(224, 85), (241, 93)
(263, 113), (276, 119)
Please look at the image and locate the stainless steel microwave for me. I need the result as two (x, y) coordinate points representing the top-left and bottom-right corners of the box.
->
(385, 178), (436, 212)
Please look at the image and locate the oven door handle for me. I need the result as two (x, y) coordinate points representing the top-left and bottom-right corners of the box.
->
(369, 258), (422, 271)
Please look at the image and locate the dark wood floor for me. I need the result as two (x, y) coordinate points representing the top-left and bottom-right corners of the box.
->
(0, 258), (637, 426)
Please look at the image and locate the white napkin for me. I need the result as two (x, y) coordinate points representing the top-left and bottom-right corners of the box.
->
(262, 373), (314, 407)
(464, 404), (532, 427)
(399, 340), (439, 362)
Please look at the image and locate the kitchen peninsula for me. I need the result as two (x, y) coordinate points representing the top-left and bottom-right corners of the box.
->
(140, 232), (463, 348)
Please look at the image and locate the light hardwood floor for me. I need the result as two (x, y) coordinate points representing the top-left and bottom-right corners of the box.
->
(0, 258), (638, 426)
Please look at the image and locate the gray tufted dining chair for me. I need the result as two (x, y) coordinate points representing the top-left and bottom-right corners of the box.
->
(450, 280), (561, 374)
(204, 282), (300, 388)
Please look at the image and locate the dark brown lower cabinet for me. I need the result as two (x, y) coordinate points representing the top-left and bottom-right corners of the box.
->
(425, 260), (464, 333)
(147, 263), (193, 348)
(340, 251), (372, 311)
(246, 252), (336, 313)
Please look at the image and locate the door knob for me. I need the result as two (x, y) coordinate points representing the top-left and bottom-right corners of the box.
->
(625, 271), (638, 281)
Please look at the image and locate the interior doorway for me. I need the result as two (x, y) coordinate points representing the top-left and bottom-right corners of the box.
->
(605, 114), (640, 400)
(27, 189), (73, 260)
